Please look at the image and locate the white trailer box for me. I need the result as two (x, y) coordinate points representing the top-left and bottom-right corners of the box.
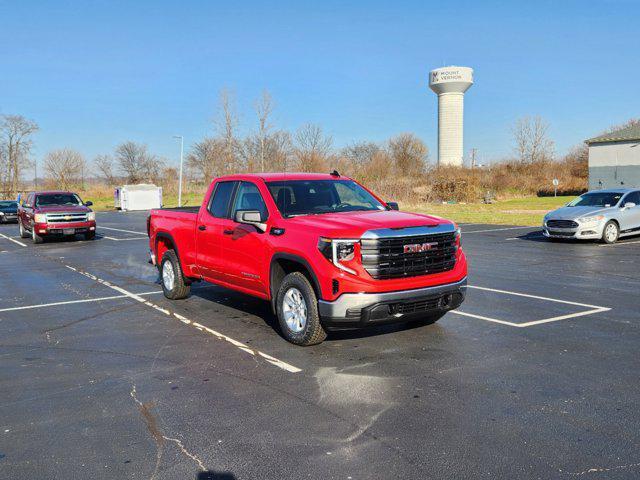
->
(114, 184), (162, 211)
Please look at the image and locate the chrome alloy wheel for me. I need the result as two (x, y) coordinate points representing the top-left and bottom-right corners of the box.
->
(282, 287), (307, 333)
(162, 260), (176, 291)
(605, 223), (618, 243)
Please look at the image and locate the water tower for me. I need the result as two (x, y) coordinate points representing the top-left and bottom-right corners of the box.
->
(429, 66), (473, 167)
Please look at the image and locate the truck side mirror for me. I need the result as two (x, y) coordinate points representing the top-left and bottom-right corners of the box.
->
(235, 210), (267, 232)
(387, 201), (399, 211)
(85, 201), (93, 207)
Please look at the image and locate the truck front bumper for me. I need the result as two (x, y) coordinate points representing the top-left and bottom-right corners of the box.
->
(318, 277), (467, 328)
(33, 221), (96, 236)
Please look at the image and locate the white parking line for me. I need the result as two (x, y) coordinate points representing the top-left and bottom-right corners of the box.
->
(0, 232), (27, 247)
(102, 235), (148, 242)
(0, 291), (162, 313)
(450, 285), (611, 327)
(99, 226), (147, 236)
(64, 265), (302, 374)
(463, 226), (538, 234)
(599, 240), (640, 247)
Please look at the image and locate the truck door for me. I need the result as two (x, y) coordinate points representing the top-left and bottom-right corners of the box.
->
(195, 181), (238, 282)
(620, 191), (640, 232)
(222, 181), (270, 295)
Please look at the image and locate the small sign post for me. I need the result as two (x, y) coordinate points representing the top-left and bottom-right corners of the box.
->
(552, 178), (559, 197)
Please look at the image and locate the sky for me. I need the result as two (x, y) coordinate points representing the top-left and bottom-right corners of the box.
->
(1, 0), (639, 173)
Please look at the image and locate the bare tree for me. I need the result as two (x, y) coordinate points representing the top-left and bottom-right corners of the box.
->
(43, 148), (85, 190)
(214, 89), (241, 173)
(294, 124), (333, 172)
(0, 115), (39, 196)
(94, 154), (116, 184)
(341, 141), (382, 168)
(115, 141), (162, 183)
(187, 137), (226, 181)
(512, 116), (554, 163)
(388, 133), (428, 175)
(255, 90), (274, 172)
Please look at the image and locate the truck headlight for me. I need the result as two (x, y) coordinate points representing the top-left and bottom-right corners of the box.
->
(579, 215), (604, 224)
(34, 213), (47, 223)
(318, 237), (359, 274)
(87, 212), (95, 221)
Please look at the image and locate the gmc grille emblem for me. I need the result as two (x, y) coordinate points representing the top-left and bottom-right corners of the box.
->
(404, 242), (438, 253)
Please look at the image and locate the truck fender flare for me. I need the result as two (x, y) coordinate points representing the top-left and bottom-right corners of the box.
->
(269, 253), (322, 313)
(155, 232), (190, 282)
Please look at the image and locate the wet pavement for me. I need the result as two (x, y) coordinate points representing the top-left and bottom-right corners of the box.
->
(1, 211), (639, 479)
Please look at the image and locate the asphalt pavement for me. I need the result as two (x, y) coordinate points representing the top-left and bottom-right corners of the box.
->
(1, 211), (639, 479)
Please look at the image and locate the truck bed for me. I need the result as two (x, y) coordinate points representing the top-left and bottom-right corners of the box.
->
(156, 206), (200, 213)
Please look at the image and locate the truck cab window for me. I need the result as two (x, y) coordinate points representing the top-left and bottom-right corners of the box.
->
(208, 181), (236, 218)
(232, 182), (268, 220)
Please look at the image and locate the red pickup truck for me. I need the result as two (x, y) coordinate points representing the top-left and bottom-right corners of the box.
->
(18, 190), (96, 243)
(148, 173), (467, 345)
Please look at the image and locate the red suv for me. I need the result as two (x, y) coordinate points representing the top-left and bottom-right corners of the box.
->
(148, 173), (467, 345)
(18, 191), (96, 243)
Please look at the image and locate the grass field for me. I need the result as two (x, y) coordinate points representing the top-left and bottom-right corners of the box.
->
(408, 196), (573, 226)
(86, 189), (572, 226)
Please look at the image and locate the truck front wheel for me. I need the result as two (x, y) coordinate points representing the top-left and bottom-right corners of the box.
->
(276, 272), (327, 346)
(160, 250), (190, 300)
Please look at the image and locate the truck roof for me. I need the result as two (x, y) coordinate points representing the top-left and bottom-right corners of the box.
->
(216, 172), (352, 182)
(30, 190), (77, 195)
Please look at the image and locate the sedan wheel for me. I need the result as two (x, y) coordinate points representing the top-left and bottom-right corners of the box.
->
(602, 221), (619, 244)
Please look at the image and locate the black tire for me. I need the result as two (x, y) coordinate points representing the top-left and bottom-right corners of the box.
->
(32, 226), (43, 244)
(276, 272), (327, 346)
(84, 231), (96, 240)
(601, 220), (619, 244)
(160, 250), (190, 300)
(19, 220), (30, 238)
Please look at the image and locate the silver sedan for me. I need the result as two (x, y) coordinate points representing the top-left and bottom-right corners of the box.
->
(543, 188), (640, 244)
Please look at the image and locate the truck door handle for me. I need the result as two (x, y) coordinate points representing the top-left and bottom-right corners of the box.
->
(223, 229), (234, 235)
(198, 225), (206, 231)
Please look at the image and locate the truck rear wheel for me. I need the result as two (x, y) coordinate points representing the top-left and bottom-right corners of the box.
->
(19, 220), (30, 238)
(160, 250), (190, 300)
(276, 272), (327, 346)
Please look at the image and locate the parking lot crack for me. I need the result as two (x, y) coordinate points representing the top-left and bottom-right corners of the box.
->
(130, 384), (207, 478)
(565, 461), (640, 476)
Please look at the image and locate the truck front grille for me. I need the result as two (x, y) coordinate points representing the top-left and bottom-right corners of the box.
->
(361, 232), (457, 280)
(45, 213), (87, 223)
(546, 219), (578, 228)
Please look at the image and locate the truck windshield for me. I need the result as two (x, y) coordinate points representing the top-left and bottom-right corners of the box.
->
(267, 179), (386, 217)
(35, 194), (82, 206)
(567, 192), (623, 208)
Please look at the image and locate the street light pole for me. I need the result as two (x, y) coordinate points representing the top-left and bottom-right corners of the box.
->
(173, 135), (184, 207)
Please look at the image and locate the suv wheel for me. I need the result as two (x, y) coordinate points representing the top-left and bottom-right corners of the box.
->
(19, 220), (30, 238)
(160, 250), (190, 299)
(601, 221), (619, 244)
(276, 272), (327, 346)
(32, 226), (43, 244)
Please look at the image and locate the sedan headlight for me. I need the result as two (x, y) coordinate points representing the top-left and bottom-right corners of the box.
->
(318, 237), (359, 274)
(87, 212), (96, 221)
(578, 215), (605, 224)
(34, 213), (47, 223)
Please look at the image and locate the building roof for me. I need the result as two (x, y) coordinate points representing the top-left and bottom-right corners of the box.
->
(586, 123), (640, 144)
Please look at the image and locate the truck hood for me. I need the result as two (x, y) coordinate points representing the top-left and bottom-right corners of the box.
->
(284, 210), (450, 237)
(547, 205), (610, 220)
(35, 205), (91, 213)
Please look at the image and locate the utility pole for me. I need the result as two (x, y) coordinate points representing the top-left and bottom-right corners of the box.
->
(173, 135), (184, 207)
(34, 158), (38, 189)
(471, 148), (477, 169)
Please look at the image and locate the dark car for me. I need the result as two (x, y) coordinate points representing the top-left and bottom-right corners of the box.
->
(0, 200), (19, 223)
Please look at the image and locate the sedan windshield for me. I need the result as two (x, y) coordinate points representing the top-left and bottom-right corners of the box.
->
(35, 194), (82, 206)
(267, 180), (386, 217)
(567, 192), (623, 208)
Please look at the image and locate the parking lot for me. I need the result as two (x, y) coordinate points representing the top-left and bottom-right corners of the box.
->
(1, 212), (639, 479)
